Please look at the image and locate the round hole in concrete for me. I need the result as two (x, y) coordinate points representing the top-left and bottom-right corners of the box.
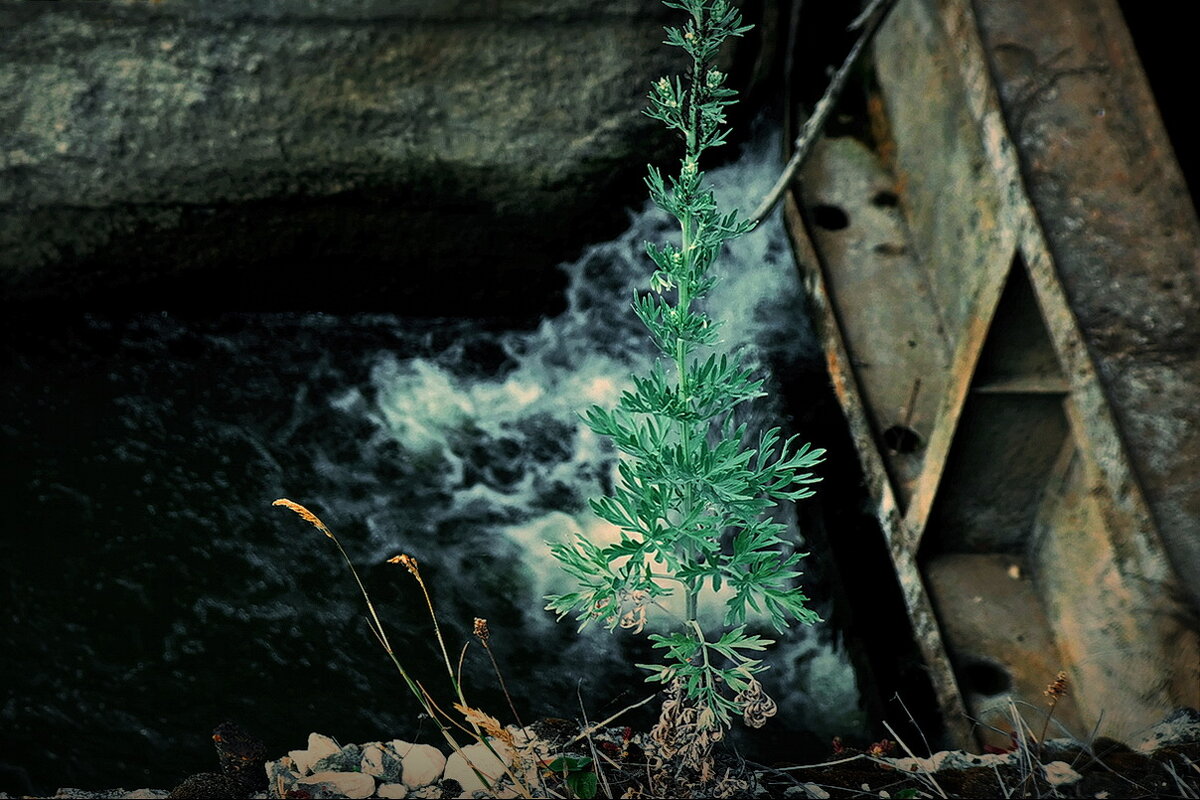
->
(872, 189), (900, 208)
(811, 204), (850, 230)
(962, 659), (1012, 696)
(882, 424), (923, 454)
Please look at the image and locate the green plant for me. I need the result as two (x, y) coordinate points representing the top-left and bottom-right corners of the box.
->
(546, 0), (824, 745)
(544, 755), (599, 799)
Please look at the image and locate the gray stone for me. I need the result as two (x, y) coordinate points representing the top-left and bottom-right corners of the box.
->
(361, 741), (403, 781)
(296, 770), (375, 800)
(376, 783), (409, 799)
(265, 755), (302, 797)
(311, 742), (363, 773)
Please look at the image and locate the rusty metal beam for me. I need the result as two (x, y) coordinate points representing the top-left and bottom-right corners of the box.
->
(970, 0), (1200, 611)
(786, 0), (1199, 747)
(783, 191), (976, 748)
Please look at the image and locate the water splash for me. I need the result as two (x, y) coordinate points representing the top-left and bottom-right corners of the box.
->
(353, 124), (858, 731)
(0, 125), (859, 796)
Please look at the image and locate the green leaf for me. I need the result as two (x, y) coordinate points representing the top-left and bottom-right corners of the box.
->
(568, 770), (598, 799)
(547, 755), (593, 772)
(549, 0), (824, 739)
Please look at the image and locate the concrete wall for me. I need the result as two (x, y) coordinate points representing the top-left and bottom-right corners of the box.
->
(0, 0), (774, 311)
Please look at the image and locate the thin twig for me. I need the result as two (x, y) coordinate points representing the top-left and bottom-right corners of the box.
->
(992, 763), (1014, 799)
(577, 683), (615, 800)
(776, 753), (869, 771)
(567, 693), (659, 745)
(750, 0), (898, 226)
(893, 692), (935, 758)
(1165, 760), (1200, 799)
(884, 720), (949, 799)
(481, 639), (525, 729)
(457, 642), (470, 693)
(417, 681), (476, 737)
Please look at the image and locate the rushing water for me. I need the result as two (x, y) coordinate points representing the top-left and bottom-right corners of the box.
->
(0, 128), (864, 794)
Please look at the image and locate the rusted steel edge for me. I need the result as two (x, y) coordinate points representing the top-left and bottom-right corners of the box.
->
(930, 0), (1175, 587)
(900, 239), (1016, 550)
(782, 190), (977, 749)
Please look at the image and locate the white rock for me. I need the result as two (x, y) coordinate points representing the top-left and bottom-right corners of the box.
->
(298, 769), (376, 799)
(400, 743), (447, 788)
(126, 792), (170, 799)
(1042, 760), (1082, 786)
(362, 742), (403, 780)
(887, 749), (1014, 774)
(387, 738), (415, 757)
(289, 732), (342, 776)
(1134, 708), (1200, 752)
(377, 783), (409, 799)
(442, 741), (511, 797)
(362, 742), (386, 773)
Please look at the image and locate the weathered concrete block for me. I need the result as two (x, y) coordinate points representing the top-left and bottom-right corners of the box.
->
(0, 0), (772, 310)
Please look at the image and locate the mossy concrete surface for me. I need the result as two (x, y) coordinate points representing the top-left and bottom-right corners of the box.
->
(0, 0), (772, 311)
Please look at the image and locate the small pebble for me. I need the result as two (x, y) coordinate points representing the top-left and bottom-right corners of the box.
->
(1042, 760), (1082, 786)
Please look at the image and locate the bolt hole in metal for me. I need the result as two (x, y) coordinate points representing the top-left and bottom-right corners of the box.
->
(882, 424), (923, 453)
(961, 659), (1013, 696)
(811, 203), (850, 230)
(871, 189), (900, 207)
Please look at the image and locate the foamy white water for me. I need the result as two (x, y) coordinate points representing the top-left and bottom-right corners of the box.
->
(350, 124), (863, 735)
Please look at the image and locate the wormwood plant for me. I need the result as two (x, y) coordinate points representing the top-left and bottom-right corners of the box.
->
(546, 0), (825, 748)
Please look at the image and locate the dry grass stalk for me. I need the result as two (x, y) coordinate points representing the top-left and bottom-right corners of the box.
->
(881, 720), (948, 799)
(274, 497), (536, 799)
(474, 617), (525, 729)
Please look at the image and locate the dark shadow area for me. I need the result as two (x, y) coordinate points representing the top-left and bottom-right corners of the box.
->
(1117, 0), (1197, 207)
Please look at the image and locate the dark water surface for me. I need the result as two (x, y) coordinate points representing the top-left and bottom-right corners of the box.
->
(1, 133), (863, 794)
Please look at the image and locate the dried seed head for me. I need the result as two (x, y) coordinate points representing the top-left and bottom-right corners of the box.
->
(453, 703), (512, 748)
(473, 617), (490, 642)
(619, 606), (647, 635)
(1044, 670), (1069, 702)
(387, 553), (420, 577)
(272, 498), (334, 539)
(734, 678), (778, 729)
